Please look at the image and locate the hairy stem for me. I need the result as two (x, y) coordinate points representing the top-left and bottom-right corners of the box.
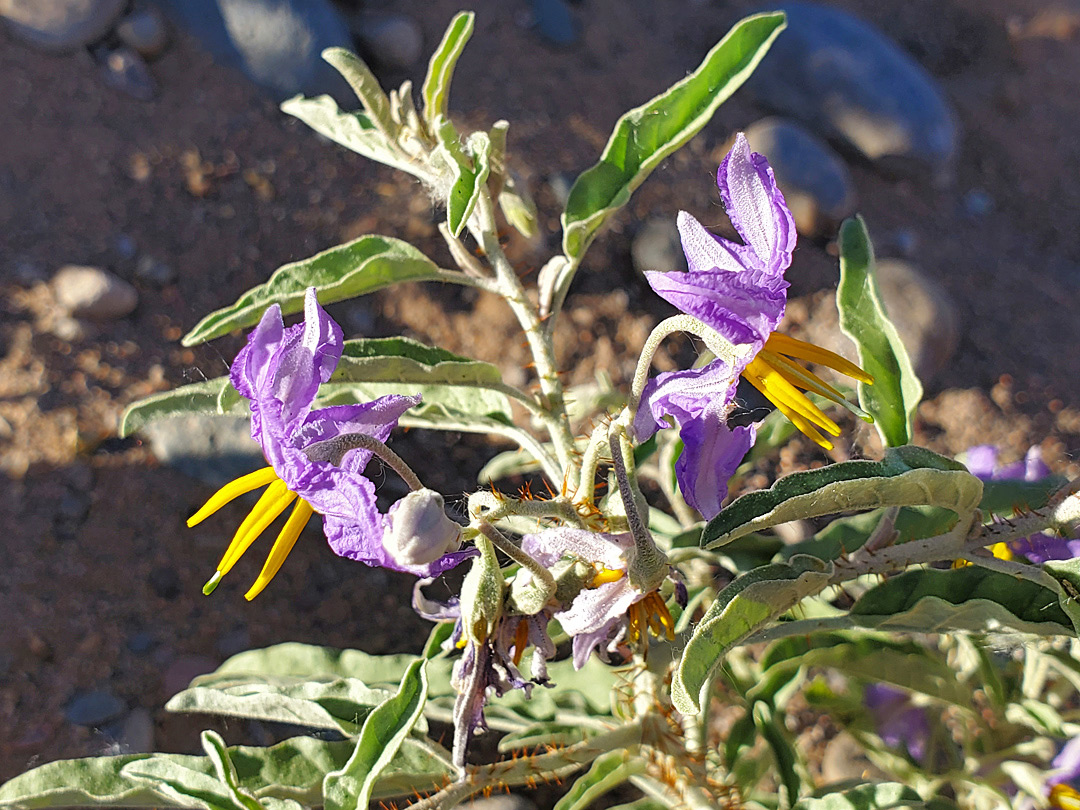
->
(609, 423), (668, 591)
(474, 520), (556, 602)
(468, 490), (586, 529)
(303, 432), (422, 490)
(575, 421), (610, 508)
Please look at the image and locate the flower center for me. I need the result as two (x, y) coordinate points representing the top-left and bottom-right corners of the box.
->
(742, 332), (874, 450)
(627, 592), (676, 644)
(187, 465), (316, 600)
(1051, 783), (1080, 810)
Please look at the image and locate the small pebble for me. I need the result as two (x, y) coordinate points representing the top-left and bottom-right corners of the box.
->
(127, 630), (157, 654)
(91, 43), (156, 101)
(52, 265), (138, 320)
(117, 707), (155, 753)
(353, 13), (423, 71)
(134, 255), (176, 286)
(66, 690), (127, 727)
(630, 217), (684, 275)
(962, 188), (994, 218)
(528, 0), (578, 46)
(116, 5), (169, 59)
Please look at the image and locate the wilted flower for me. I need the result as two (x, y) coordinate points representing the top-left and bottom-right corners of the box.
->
(522, 528), (683, 669)
(635, 134), (872, 517)
(188, 288), (471, 599)
(962, 444), (1077, 563)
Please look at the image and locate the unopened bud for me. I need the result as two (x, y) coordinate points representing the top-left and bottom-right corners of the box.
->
(383, 489), (461, 567)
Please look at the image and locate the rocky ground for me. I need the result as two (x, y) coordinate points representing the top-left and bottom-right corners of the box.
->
(3, 0), (1080, 791)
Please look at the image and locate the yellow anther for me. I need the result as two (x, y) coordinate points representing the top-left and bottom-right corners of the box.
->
(244, 499), (316, 600)
(215, 478), (295, 577)
(743, 356), (842, 437)
(764, 332), (875, 384)
(1051, 784), (1080, 810)
(990, 542), (1013, 562)
(591, 567), (626, 587)
(187, 466), (278, 527)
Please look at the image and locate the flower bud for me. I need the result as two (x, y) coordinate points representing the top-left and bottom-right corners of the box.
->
(383, 489), (461, 567)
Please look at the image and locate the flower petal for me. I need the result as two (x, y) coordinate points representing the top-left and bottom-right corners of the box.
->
(324, 512), (476, 576)
(556, 578), (639, 636)
(718, 132), (796, 273)
(521, 528), (632, 570)
(675, 410), (755, 520)
(633, 358), (740, 442)
(676, 209), (760, 275)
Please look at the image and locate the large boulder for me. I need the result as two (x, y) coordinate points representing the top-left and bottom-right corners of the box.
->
(1, 0), (125, 51)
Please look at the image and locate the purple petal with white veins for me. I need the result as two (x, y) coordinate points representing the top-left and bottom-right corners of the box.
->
(557, 578), (639, 636)
(324, 512), (476, 576)
(571, 621), (619, 670)
(718, 132), (796, 273)
(521, 528), (632, 570)
(644, 265), (787, 349)
(676, 209), (761, 276)
(230, 303), (285, 401)
(1052, 736), (1080, 784)
(675, 411), (755, 520)
(633, 358), (740, 442)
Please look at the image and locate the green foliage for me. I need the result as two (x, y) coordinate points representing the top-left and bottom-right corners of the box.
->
(119, 376), (244, 438)
(421, 12), (475, 127)
(702, 446), (982, 548)
(552, 749), (645, 810)
(793, 782), (928, 810)
(837, 216), (923, 447)
(434, 119), (491, 236)
(183, 236), (446, 346)
(323, 659), (429, 810)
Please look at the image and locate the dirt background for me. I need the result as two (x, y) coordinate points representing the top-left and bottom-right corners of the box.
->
(3, 0), (1080, 787)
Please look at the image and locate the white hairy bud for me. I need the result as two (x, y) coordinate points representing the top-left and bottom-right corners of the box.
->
(383, 489), (461, 566)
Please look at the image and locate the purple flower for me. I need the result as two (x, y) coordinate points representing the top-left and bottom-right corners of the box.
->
(635, 134), (872, 518)
(864, 683), (931, 762)
(961, 444), (1077, 564)
(188, 288), (470, 599)
(522, 528), (680, 669)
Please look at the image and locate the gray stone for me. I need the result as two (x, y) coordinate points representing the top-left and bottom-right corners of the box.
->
(631, 217), (685, 275)
(156, 0), (354, 102)
(117, 708), (155, 753)
(528, 0), (578, 47)
(52, 265), (138, 320)
(141, 414), (262, 487)
(743, 118), (856, 237)
(803, 259), (959, 385)
(66, 690), (126, 726)
(1, 0), (125, 51)
(135, 255), (176, 286)
(116, 5), (169, 59)
(91, 43), (157, 100)
(353, 13), (422, 72)
(746, 2), (958, 174)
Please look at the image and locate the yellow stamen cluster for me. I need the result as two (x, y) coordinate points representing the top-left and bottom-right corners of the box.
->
(627, 592), (676, 644)
(187, 465), (316, 600)
(742, 332), (874, 450)
(1051, 784), (1080, 810)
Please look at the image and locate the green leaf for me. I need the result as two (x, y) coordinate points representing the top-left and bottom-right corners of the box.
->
(323, 659), (429, 810)
(119, 377), (245, 438)
(850, 567), (1073, 635)
(560, 12), (786, 261)
(334, 337), (505, 387)
(701, 446), (982, 549)
(434, 120), (491, 236)
(782, 506), (957, 562)
(421, 12), (475, 126)
(321, 49), (397, 142)
(979, 474), (1067, 516)
(754, 702), (803, 805)
(672, 555), (833, 715)
(1031, 557), (1080, 634)
(166, 678), (394, 735)
(553, 749), (645, 810)
(0, 754), (170, 809)
(281, 96), (419, 177)
(837, 216), (923, 447)
(200, 731), (264, 810)
(182, 235), (444, 346)
(793, 782), (927, 810)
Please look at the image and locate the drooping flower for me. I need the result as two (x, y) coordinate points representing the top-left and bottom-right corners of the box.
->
(187, 288), (472, 599)
(522, 528), (683, 669)
(635, 133), (872, 518)
(961, 444), (1077, 564)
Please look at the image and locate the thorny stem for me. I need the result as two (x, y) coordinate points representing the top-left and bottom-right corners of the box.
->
(609, 423), (668, 592)
(474, 521), (556, 602)
(469, 191), (577, 477)
(628, 314), (745, 425)
(303, 432), (422, 491)
(410, 723), (644, 810)
(468, 491), (586, 529)
(575, 421), (611, 508)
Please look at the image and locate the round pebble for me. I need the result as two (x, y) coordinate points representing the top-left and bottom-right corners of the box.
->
(116, 5), (169, 59)
(0, 0), (125, 52)
(52, 265), (138, 320)
(353, 13), (423, 71)
(66, 690), (126, 726)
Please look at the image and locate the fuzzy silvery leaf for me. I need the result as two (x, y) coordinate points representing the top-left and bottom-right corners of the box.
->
(837, 216), (923, 447)
(559, 12), (786, 264)
(792, 782), (928, 810)
(673, 555), (833, 715)
(421, 12), (475, 127)
(552, 749), (646, 810)
(321, 49), (398, 143)
(701, 446), (982, 549)
(119, 377), (245, 438)
(183, 236), (446, 346)
(433, 119), (491, 237)
(165, 678), (394, 736)
(323, 659), (429, 810)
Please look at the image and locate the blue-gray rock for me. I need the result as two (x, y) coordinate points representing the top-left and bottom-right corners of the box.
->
(91, 43), (157, 101)
(631, 217), (685, 276)
(743, 118), (856, 236)
(116, 5), (170, 59)
(126, 631), (157, 654)
(1, 0), (125, 51)
(352, 13), (422, 72)
(528, 0), (578, 47)
(746, 2), (958, 173)
(141, 415), (262, 487)
(66, 690), (127, 726)
(153, 0), (353, 102)
(135, 255), (176, 286)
